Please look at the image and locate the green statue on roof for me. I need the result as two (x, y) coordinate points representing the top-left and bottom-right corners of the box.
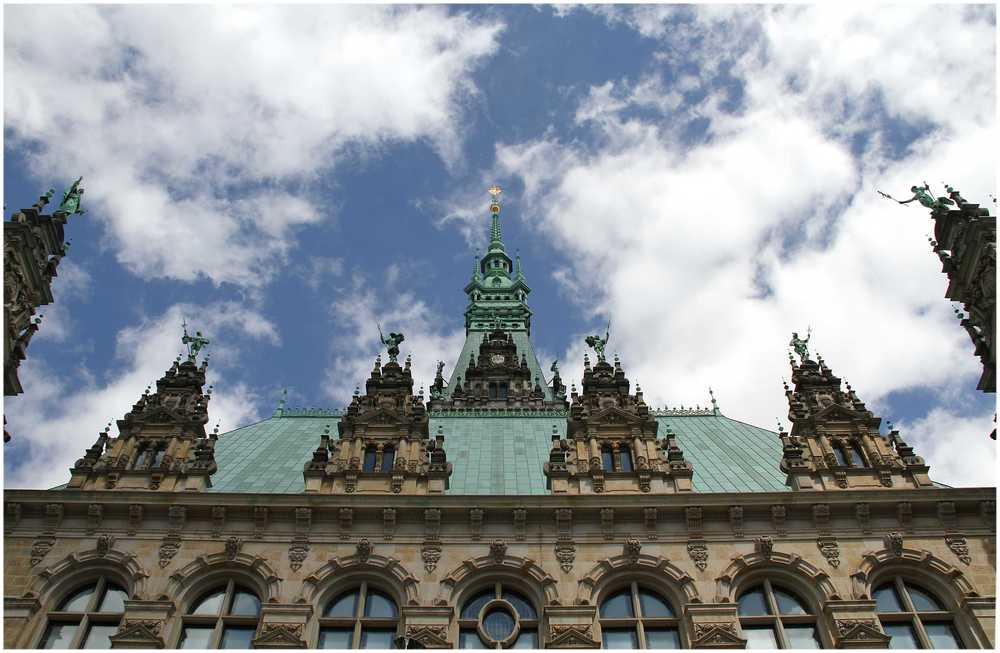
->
(377, 323), (405, 362)
(789, 327), (811, 363)
(585, 321), (611, 363)
(878, 182), (954, 214)
(181, 319), (210, 362)
(56, 177), (86, 216)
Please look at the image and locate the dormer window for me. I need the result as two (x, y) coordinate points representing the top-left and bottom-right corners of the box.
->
(488, 382), (509, 400)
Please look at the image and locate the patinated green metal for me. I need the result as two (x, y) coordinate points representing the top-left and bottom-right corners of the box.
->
(181, 319), (210, 362)
(585, 322), (610, 362)
(789, 328), (811, 363)
(377, 323), (405, 362)
(55, 177), (86, 216)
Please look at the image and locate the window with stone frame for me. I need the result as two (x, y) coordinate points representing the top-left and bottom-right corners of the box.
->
(37, 577), (129, 649)
(598, 582), (681, 648)
(458, 582), (539, 649)
(874, 577), (964, 649)
(737, 581), (821, 648)
(318, 583), (399, 648)
(363, 446), (378, 472)
(178, 581), (261, 648)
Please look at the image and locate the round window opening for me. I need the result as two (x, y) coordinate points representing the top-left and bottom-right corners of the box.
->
(478, 600), (520, 647)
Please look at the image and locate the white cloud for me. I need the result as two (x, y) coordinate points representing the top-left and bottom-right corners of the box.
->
(4, 302), (279, 489)
(902, 408), (996, 487)
(322, 276), (465, 405)
(477, 5), (995, 486)
(5, 5), (503, 287)
(34, 259), (92, 344)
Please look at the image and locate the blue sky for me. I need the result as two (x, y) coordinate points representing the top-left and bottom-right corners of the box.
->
(3, 4), (996, 489)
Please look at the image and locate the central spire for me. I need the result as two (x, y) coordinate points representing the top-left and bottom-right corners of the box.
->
(488, 184), (504, 251)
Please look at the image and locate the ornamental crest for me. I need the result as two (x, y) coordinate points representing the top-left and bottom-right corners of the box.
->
(356, 538), (373, 562)
(421, 542), (442, 572)
(554, 541), (576, 573)
(687, 540), (708, 571)
(816, 537), (840, 568)
(288, 540), (310, 572)
(489, 539), (507, 563)
(945, 534), (972, 565)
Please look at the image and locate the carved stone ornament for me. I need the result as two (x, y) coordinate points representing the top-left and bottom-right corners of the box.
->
(555, 540), (576, 573)
(30, 537), (55, 566)
(96, 534), (115, 557)
(547, 624), (600, 648)
(356, 537), (373, 562)
(623, 536), (642, 563)
(856, 503), (871, 534)
(405, 624), (450, 648)
(211, 506), (226, 537)
(754, 535), (774, 559)
(224, 536), (242, 561)
(128, 504), (143, 536)
(771, 504), (787, 535)
(470, 507), (485, 540)
(252, 623), (306, 649)
(489, 539), (507, 563)
(644, 507), (658, 539)
(383, 508), (396, 541)
(687, 540), (708, 571)
(288, 539), (310, 572)
(421, 541), (442, 572)
(729, 505), (744, 537)
(109, 619), (165, 648)
(600, 508), (614, 540)
(691, 622), (744, 647)
(835, 619), (890, 645)
(884, 532), (903, 557)
(158, 536), (181, 568)
(945, 534), (972, 565)
(817, 537), (840, 568)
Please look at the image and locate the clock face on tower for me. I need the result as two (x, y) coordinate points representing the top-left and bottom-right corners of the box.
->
(490, 353), (505, 366)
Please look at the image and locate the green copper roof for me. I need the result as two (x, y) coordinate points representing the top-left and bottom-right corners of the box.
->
(208, 410), (787, 494)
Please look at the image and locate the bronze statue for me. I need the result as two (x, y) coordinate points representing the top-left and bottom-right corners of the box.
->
(550, 360), (560, 376)
(789, 328), (811, 363)
(585, 322), (610, 362)
(878, 182), (953, 213)
(56, 177), (86, 216)
(181, 319), (210, 362)
(377, 323), (405, 362)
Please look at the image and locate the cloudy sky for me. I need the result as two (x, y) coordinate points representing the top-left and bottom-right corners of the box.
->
(3, 4), (996, 490)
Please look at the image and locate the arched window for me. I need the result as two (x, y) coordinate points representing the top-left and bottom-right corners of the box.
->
(598, 583), (680, 648)
(737, 581), (820, 648)
(874, 578), (963, 648)
(848, 443), (866, 467)
(831, 443), (848, 466)
(381, 447), (395, 473)
(363, 447), (378, 473)
(601, 446), (615, 471)
(458, 582), (538, 648)
(619, 447), (634, 473)
(318, 583), (399, 648)
(38, 577), (128, 648)
(179, 581), (261, 648)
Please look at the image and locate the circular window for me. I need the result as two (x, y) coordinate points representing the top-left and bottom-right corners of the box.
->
(458, 583), (537, 649)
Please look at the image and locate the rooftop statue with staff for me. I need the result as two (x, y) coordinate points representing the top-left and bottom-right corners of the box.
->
(181, 319), (210, 363)
(378, 323), (405, 363)
(585, 321), (611, 363)
(789, 327), (811, 363)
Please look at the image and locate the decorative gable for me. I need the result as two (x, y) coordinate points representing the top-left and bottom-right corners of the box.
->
(108, 620), (165, 649)
(251, 623), (307, 649)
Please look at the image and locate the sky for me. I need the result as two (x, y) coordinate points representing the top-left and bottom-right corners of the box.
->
(3, 4), (996, 490)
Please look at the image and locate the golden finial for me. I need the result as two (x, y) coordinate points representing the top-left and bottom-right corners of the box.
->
(488, 184), (502, 214)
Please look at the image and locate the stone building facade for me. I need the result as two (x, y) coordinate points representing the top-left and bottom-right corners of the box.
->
(3, 191), (996, 649)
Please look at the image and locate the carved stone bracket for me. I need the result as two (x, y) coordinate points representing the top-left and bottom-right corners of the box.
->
(128, 504), (143, 536)
(555, 540), (576, 573)
(513, 508), (527, 541)
(288, 538), (310, 572)
(729, 506), (744, 538)
(86, 504), (102, 535)
(753, 536), (773, 559)
(897, 502), (912, 533)
(469, 507), (484, 540)
(690, 622), (744, 649)
(883, 532), (903, 557)
(623, 537), (642, 564)
(687, 540), (709, 571)
(224, 537), (242, 561)
(771, 505), (787, 536)
(600, 508), (614, 540)
(30, 537), (55, 567)
(382, 508), (396, 541)
(421, 541), (441, 573)
(855, 503), (871, 534)
(109, 619), (165, 649)
(945, 533), (972, 565)
(547, 624), (600, 648)
(158, 536), (181, 568)
(405, 624), (450, 648)
(211, 506), (225, 538)
(643, 507), (658, 540)
(96, 534), (115, 557)
(252, 623), (306, 649)
(686, 507), (703, 536)
(834, 619), (890, 648)
(339, 508), (353, 540)
(817, 537), (840, 568)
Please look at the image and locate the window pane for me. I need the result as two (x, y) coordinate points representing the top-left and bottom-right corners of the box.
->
(743, 626), (778, 649)
(601, 448), (615, 470)
(459, 628), (486, 649)
(785, 624), (821, 648)
(832, 445), (848, 466)
(511, 630), (538, 649)
(620, 449), (633, 472)
(600, 590), (635, 618)
(874, 584), (904, 612)
(883, 622), (919, 649)
(638, 589), (674, 617)
(99, 585), (128, 613)
(58, 584), (97, 612)
(924, 622), (962, 649)
(361, 628), (395, 649)
(461, 590), (494, 620)
(645, 628), (681, 649)
(41, 623), (79, 648)
(381, 448), (395, 473)
(502, 590), (536, 619)
(849, 444), (866, 466)
(326, 590), (359, 618)
(483, 607), (515, 641)
(773, 588), (809, 615)
(363, 448), (378, 472)
(319, 628), (354, 649)
(221, 626), (256, 649)
(180, 625), (214, 649)
(190, 588), (226, 615)
(83, 623), (119, 649)
(364, 591), (397, 618)
(906, 585), (945, 612)
(230, 590), (260, 616)
(737, 587), (770, 616)
(602, 628), (638, 649)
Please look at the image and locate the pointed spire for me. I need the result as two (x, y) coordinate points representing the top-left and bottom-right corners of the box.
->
(488, 184), (505, 252)
(708, 386), (720, 415)
(473, 250), (481, 281)
(515, 251), (524, 280)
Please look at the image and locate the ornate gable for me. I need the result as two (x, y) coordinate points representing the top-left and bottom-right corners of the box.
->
(252, 623), (307, 649)
(108, 620), (165, 649)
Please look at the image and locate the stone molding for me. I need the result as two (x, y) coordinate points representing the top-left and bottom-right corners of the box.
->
(299, 553), (419, 606)
(167, 552), (281, 603)
(28, 547), (149, 602)
(576, 552), (699, 606)
(436, 549), (560, 607)
(850, 546), (980, 600)
(714, 549), (839, 603)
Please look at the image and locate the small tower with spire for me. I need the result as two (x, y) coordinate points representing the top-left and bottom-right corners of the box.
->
(4, 180), (83, 415)
(67, 325), (217, 491)
(780, 338), (932, 491)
